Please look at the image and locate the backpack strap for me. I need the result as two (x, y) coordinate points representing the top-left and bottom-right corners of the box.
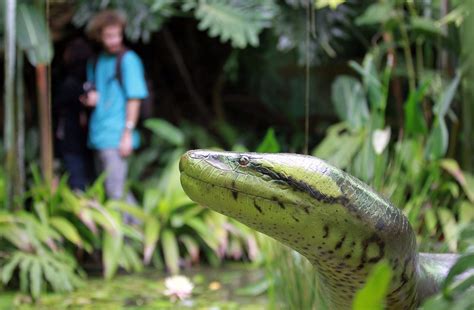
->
(90, 54), (99, 85)
(115, 47), (129, 89)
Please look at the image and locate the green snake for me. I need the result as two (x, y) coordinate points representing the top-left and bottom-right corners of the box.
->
(179, 150), (459, 309)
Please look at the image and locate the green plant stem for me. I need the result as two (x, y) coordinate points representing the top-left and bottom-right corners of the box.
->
(304, 0), (311, 155)
(15, 50), (25, 208)
(3, 0), (17, 210)
(399, 21), (417, 93)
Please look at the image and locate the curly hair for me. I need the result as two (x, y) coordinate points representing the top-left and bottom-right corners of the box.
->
(86, 10), (126, 42)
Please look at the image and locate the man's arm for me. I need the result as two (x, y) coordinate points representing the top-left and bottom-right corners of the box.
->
(119, 99), (141, 157)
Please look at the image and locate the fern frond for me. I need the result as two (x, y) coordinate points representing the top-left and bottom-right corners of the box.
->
(193, 0), (277, 48)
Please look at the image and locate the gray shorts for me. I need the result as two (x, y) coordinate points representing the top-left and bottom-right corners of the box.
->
(97, 149), (139, 224)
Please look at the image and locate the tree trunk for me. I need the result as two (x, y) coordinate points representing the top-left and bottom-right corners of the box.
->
(3, 0), (17, 210)
(36, 64), (53, 184)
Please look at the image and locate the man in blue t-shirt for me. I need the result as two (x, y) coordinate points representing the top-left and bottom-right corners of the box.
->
(82, 10), (148, 219)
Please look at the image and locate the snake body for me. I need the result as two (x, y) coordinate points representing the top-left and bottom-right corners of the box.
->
(179, 150), (458, 309)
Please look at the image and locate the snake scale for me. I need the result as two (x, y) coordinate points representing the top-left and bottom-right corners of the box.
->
(179, 150), (460, 309)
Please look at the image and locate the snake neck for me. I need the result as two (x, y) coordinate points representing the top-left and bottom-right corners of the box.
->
(179, 151), (458, 309)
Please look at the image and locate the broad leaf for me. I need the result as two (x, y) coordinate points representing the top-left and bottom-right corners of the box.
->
(331, 76), (369, 129)
(353, 260), (393, 310)
(256, 128), (280, 153)
(50, 217), (83, 248)
(425, 118), (449, 160)
(144, 118), (185, 146)
(356, 2), (394, 26)
(411, 16), (444, 36)
(435, 73), (461, 118)
(193, 0), (276, 48)
(16, 4), (53, 65)
(404, 80), (430, 136)
(143, 217), (161, 265)
(161, 229), (180, 274)
(103, 231), (123, 279)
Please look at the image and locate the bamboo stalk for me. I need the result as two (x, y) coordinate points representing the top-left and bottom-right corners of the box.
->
(3, 0), (17, 210)
(36, 64), (53, 185)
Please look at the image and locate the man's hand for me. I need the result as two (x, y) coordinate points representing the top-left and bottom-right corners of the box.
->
(119, 130), (133, 157)
(80, 90), (99, 108)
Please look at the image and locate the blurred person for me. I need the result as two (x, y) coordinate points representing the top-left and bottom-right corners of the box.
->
(83, 10), (148, 222)
(54, 38), (94, 191)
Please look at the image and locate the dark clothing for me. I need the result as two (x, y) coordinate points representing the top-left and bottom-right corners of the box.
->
(54, 76), (88, 153)
(54, 75), (94, 190)
(62, 152), (93, 191)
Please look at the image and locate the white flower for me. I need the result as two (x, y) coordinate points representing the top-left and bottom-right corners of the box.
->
(163, 275), (194, 301)
(372, 127), (391, 155)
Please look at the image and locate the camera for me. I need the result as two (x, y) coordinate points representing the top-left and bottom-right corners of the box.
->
(82, 81), (96, 94)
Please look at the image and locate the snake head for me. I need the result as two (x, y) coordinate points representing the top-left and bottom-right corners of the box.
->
(180, 150), (419, 308)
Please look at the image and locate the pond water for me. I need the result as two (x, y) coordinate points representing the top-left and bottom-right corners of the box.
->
(0, 264), (268, 309)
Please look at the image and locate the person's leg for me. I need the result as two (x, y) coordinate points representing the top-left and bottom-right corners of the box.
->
(97, 149), (127, 200)
(97, 149), (139, 224)
(62, 152), (89, 191)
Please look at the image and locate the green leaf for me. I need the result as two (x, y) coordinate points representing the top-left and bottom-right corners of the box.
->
(180, 235), (200, 262)
(404, 80), (430, 136)
(29, 259), (42, 299)
(459, 202), (474, 226)
(411, 16), (444, 36)
(142, 188), (161, 214)
(443, 253), (474, 293)
(161, 229), (180, 275)
(355, 2), (394, 26)
(50, 217), (83, 247)
(425, 208), (438, 236)
(353, 260), (393, 310)
(187, 217), (218, 251)
(90, 207), (120, 235)
(106, 201), (146, 221)
(19, 254), (32, 293)
(426, 117), (449, 160)
(313, 124), (364, 169)
(438, 208), (458, 252)
(435, 73), (461, 118)
(144, 118), (185, 146)
(352, 135), (376, 182)
(256, 128), (280, 153)
(461, 173), (474, 203)
(194, 0), (276, 48)
(1, 252), (22, 284)
(16, 4), (53, 65)
(102, 231), (123, 279)
(121, 244), (143, 273)
(331, 76), (369, 129)
(33, 202), (49, 225)
(144, 217), (161, 265)
(448, 274), (474, 298)
(235, 277), (271, 296)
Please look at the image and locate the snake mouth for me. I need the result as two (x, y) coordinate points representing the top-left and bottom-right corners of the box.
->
(179, 150), (342, 209)
(181, 171), (282, 204)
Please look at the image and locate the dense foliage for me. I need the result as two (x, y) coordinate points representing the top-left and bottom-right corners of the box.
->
(0, 0), (473, 308)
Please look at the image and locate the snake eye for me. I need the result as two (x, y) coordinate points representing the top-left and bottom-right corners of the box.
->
(238, 156), (250, 166)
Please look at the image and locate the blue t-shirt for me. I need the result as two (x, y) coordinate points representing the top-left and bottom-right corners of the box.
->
(87, 50), (148, 150)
